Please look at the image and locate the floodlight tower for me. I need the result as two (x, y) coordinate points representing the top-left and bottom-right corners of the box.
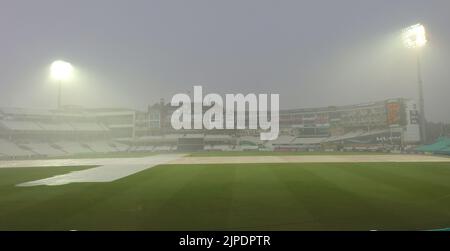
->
(402, 23), (427, 143)
(50, 60), (73, 109)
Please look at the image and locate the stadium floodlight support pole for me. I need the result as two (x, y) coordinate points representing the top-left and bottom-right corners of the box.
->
(57, 80), (62, 109)
(402, 23), (427, 143)
(50, 60), (73, 109)
(416, 51), (426, 143)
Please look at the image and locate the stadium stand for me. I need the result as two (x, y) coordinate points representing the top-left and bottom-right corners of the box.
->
(210, 145), (233, 151)
(0, 120), (42, 131)
(292, 137), (326, 145)
(154, 145), (172, 151)
(0, 98), (426, 157)
(86, 142), (118, 153)
(237, 145), (259, 151)
(23, 143), (66, 156)
(110, 142), (129, 152)
(37, 121), (74, 131)
(267, 135), (296, 145)
(54, 142), (94, 154)
(327, 130), (365, 142)
(69, 122), (109, 132)
(239, 136), (262, 146)
(0, 139), (34, 157)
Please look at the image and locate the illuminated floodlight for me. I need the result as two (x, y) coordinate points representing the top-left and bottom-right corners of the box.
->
(50, 60), (73, 81)
(402, 23), (427, 49)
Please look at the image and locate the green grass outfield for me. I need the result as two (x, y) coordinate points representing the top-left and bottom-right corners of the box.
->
(1, 162), (450, 230)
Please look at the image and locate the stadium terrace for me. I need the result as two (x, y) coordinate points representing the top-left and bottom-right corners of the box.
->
(0, 97), (421, 158)
(170, 86), (280, 140)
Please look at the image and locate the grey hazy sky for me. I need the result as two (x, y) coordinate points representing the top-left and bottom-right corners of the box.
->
(1, 0), (449, 122)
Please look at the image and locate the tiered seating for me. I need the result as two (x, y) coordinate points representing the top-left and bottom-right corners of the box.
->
(145, 146), (155, 151)
(110, 142), (129, 152)
(37, 122), (73, 131)
(238, 145), (259, 151)
(0, 139), (34, 157)
(154, 145), (171, 151)
(54, 142), (94, 154)
(266, 135), (296, 147)
(292, 137), (326, 144)
(211, 145), (232, 151)
(204, 134), (235, 144)
(86, 142), (117, 153)
(24, 143), (66, 156)
(239, 136), (262, 146)
(326, 130), (364, 142)
(69, 122), (109, 132)
(0, 120), (41, 131)
(133, 146), (154, 152)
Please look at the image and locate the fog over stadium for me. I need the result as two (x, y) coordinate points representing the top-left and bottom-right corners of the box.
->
(2, 1), (450, 235)
(1, 0), (450, 122)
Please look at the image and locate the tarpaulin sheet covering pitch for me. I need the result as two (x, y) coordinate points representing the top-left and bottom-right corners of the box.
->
(16, 154), (184, 187)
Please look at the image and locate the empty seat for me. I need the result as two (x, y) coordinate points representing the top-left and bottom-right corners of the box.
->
(54, 142), (94, 154)
(86, 142), (116, 153)
(0, 139), (35, 157)
(24, 143), (66, 156)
